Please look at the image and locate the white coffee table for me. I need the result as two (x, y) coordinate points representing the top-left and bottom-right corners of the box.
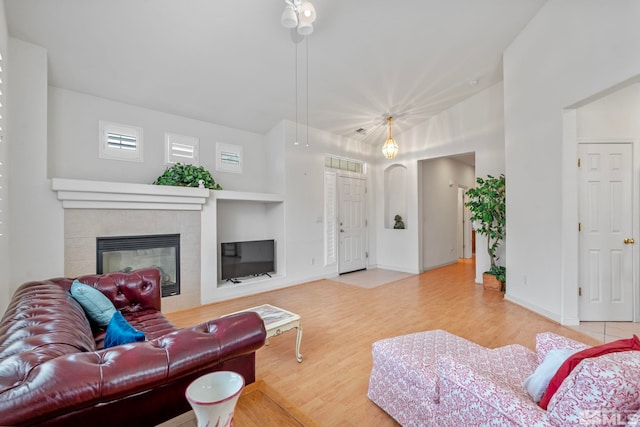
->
(232, 304), (303, 363)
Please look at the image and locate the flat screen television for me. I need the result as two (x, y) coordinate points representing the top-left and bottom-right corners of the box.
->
(220, 239), (275, 282)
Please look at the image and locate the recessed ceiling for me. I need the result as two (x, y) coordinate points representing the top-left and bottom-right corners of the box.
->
(4, 0), (547, 143)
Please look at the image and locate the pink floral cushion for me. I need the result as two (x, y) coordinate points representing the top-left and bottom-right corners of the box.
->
(547, 351), (640, 425)
(367, 330), (493, 425)
(437, 354), (549, 426)
(535, 332), (589, 365)
(539, 335), (640, 409)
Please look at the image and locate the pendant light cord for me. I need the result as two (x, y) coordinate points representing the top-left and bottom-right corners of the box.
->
(305, 36), (310, 148)
(295, 40), (299, 145)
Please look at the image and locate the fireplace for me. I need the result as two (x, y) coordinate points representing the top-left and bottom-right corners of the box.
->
(96, 234), (180, 297)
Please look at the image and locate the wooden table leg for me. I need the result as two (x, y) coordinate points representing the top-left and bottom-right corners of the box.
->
(295, 325), (303, 363)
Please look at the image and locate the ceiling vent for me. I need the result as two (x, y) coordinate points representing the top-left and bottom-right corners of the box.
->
(355, 128), (367, 135)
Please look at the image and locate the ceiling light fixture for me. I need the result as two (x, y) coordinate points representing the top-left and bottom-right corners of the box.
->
(381, 116), (399, 160)
(281, 0), (317, 36)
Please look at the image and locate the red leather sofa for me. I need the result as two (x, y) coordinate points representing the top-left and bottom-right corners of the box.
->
(0, 268), (266, 426)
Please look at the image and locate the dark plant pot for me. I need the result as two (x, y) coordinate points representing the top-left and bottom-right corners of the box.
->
(482, 273), (503, 292)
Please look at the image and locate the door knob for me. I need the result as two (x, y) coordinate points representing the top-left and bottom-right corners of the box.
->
(340, 229), (345, 233)
(624, 238), (635, 244)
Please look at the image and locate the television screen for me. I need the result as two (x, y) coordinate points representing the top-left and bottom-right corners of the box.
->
(220, 239), (275, 281)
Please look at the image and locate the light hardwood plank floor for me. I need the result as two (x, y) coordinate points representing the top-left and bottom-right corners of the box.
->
(166, 259), (601, 426)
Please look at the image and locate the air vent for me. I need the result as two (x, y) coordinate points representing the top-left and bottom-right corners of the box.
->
(355, 128), (367, 135)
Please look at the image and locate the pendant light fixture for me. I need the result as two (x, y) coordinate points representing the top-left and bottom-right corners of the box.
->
(285, 1), (313, 148)
(381, 116), (399, 159)
(281, 0), (317, 36)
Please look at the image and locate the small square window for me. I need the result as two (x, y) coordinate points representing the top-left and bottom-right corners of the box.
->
(216, 142), (243, 174)
(99, 121), (143, 162)
(165, 133), (199, 165)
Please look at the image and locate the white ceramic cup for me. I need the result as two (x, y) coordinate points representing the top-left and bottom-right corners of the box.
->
(185, 371), (245, 427)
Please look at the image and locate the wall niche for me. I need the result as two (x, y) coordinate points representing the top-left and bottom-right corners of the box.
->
(384, 164), (407, 229)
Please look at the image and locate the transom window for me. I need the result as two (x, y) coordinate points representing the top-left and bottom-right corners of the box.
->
(324, 154), (366, 174)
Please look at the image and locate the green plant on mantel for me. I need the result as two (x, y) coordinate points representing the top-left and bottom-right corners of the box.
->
(465, 174), (506, 288)
(153, 163), (222, 190)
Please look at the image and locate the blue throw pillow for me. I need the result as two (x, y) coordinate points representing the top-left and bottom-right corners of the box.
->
(104, 311), (146, 348)
(70, 279), (117, 327)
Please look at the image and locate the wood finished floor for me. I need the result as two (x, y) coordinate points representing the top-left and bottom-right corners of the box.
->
(166, 259), (601, 427)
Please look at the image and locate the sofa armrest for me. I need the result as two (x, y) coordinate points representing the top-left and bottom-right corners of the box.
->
(0, 312), (266, 426)
(437, 355), (550, 427)
(150, 312), (267, 378)
(535, 332), (588, 365)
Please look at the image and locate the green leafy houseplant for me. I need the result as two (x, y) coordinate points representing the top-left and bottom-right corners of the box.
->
(153, 163), (222, 190)
(465, 174), (506, 290)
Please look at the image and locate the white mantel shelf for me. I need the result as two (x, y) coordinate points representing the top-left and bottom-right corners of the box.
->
(213, 190), (284, 203)
(51, 178), (211, 210)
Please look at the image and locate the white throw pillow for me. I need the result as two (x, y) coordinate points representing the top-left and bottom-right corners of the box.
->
(523, 348), (579, 402)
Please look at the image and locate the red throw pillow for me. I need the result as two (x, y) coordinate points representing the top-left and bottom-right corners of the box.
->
(538, 335), (640, 410)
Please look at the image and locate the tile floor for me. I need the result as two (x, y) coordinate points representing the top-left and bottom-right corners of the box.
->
(568, 321), (640, 343)
(331, 268), (415, 289)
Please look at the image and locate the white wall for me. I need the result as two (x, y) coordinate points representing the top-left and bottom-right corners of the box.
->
(48, 87), (268, 192)
(375, 82), (505, 277)
(503, 0), (640, 324)
(421, 157), (475, 270)
(0, 0), (9, 313)
(577, 84), (640, 138)
(7, 38), (64, 293)
(283, 120), (377, 283)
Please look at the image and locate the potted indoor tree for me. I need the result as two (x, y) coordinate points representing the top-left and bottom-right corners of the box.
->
(465, 174), (506, 292)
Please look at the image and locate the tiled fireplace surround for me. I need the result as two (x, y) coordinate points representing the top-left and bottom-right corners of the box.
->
(64, 209), (201, 313)
(54, 178), (209, 313)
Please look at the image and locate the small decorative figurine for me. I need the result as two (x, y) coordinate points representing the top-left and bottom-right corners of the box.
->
(394, 214), (405, 229)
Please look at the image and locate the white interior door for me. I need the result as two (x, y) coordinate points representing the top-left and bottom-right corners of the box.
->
(338, 175), (367, 274)
(579, 143), (634, 321)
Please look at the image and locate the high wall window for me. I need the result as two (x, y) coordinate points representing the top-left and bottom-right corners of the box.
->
(99, 120), (144, 162)
(165, 133), (199, 165)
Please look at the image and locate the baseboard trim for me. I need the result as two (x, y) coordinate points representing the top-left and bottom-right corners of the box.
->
(504, 293), (561, 324)
(374, 264), (421, 274)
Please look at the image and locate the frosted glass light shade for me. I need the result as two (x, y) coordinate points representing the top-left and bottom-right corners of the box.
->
(281, 5), (298, 28)
(382, 137), (399, 159)
(298, 1), (316, 23)
(297, 20), (313, 35)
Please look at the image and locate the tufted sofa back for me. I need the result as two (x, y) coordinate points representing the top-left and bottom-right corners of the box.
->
(0, 268), (163, 398)
(0, 280), (96, 393)
(50, 268), (162, 314)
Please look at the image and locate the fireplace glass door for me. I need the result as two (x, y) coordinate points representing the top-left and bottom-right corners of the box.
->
(97, 234), (180, 297)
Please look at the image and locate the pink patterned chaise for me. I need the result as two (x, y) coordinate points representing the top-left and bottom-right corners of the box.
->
(367, 329), (640, 426)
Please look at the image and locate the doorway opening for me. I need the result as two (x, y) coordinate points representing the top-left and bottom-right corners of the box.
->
(419, 153), (476, 272)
